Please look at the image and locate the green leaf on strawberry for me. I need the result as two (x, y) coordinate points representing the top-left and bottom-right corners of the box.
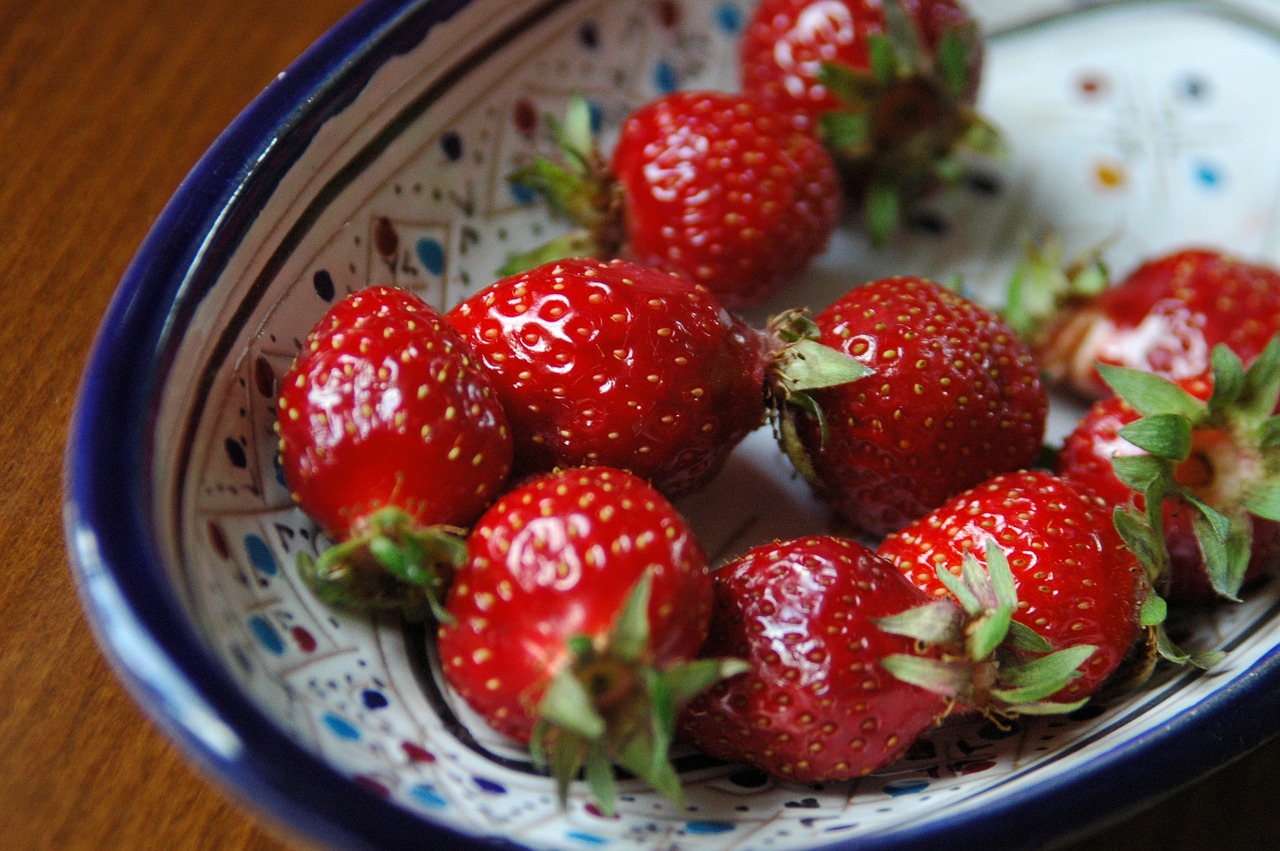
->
(529, 571), (745, 814)
(878, 538), (1108, 717)
(1001, 233), (1109, 345)
(295, 507), (467, 621)
(880, 471), (1148, 706)
(1094, 337), (1280, 601)
(1109, 483), (1220, 669)
(803, 0), (1004, 246)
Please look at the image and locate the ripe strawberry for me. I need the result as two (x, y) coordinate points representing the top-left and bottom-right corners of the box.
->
(276, 286), (512, 615)
(878, 470), (1148, 704)
(504, 90), (840, 307)
(678, 536), (953, 782)
(679, 534), (1091, 781)
(1006, 244), (1280, 400)
(447, 257), (870, 498)
(1056, 344), (1280, 604)
(436, 466), (740, 811)
(778, 276), (1047, 537)
(740, 0), (1001, 244)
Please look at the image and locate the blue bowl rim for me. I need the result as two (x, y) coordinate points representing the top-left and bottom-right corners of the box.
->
(61, 0), (1280, 849)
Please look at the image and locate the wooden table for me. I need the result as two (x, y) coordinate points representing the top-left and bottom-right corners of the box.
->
(3, 0), (1280, 848)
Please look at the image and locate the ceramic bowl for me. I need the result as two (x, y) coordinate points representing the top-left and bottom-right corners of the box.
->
(65, 1), (1280, 848)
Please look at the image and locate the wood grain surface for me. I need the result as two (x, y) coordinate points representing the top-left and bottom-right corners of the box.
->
(1, 0), (1278, 849)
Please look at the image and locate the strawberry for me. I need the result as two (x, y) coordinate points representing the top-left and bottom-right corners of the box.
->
(678, 534), (1091, 782)
(436, 466), (741, 811)
(276, 286), (512, 616)
(503, 90), (840, 307)
(678, 536), (953, 782)
(1056, 343), (1280, 605)
(739, 0), (1002, 244)
(878, 470), (1148, 704)
(778, 275), (1047, 537)
(1005, 244), (1280, 401)
(447, 257), (871, 498)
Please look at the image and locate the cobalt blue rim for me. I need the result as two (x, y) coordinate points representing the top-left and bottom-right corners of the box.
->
(61, 0), (1280, 848)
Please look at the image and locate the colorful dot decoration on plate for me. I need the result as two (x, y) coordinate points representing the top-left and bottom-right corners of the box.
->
(159, 1), (1280, 849)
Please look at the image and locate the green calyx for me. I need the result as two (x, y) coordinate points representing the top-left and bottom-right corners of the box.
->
(1099, 336), (1280, 606)
(878, 539), (1100, 716)
(815, 0), (1005, 246)
(529, 571), (746, 815)
(296, 506), (467, 621)
(766, 309), (875, 486)
(499, 93), (624, 276)
(1002, 233), (1110, 345)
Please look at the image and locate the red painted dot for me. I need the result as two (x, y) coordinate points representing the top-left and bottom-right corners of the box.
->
(1077, 72), (1109, 98)
(656, 0), (681, 28)
(208, 522), (230, 560)
(514, 98), (538, 138)
(402, 741), (437, 763)
(353, 775), (391, 797)
(959, 759), (997, 775)
(374, 216), (399, 261)
(290, 626), (317, 653)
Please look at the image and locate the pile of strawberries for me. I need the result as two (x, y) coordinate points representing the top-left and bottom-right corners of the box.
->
(273, 0), (1280, 815)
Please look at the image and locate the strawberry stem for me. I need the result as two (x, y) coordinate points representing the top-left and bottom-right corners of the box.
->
(499, 93), (623, 277)
(1002, 233), (1109, 345)
(296, 507), (465, 621)
(813, 0), (1004, 246)
(879, 536), (1108, 715)
(530, 571), (744, 814)
(766, 308), (875, 481)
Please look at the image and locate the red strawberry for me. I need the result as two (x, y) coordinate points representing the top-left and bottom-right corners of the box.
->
(276, 286), (512, 615)
(1056, 346), (1280, 605)
(504, 90), (840, 307)
(447, 257), (870, 498)
(878, 470), (1148, 704)
(436, 466), (739, 811)
(680, 534), (1091, 781)
(678, 536), (952, 782)
(778, 276), (1047, 537)
(740, 0), (1001, 244)
(1006, 244), (1280, 400)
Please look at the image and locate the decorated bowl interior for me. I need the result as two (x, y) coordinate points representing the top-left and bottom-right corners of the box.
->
(70, 1), (1280, 849)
